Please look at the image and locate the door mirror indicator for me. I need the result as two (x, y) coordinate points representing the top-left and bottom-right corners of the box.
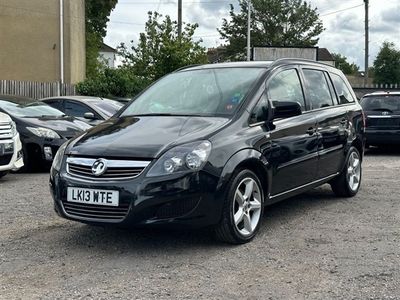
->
(272, 101), (302, 120)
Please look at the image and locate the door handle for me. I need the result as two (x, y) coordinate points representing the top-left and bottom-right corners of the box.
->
(306, 128), (316, 135)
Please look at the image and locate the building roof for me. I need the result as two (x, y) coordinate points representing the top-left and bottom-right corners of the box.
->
(318, 48), (334, 61)
(100, 43), (117, 53)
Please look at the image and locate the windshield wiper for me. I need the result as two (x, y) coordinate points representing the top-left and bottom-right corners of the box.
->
(129, 113), (202, 117)
(39, 114), (66, 118)
(132, 113), (175, 116)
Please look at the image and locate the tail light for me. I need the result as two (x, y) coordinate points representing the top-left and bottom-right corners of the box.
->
(361, 110), (366, 128)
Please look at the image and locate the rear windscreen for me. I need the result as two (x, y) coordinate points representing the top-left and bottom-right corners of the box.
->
(361, 96), (400, 112)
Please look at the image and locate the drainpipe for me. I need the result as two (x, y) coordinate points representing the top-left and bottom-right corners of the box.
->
(59, 0), (64, 95)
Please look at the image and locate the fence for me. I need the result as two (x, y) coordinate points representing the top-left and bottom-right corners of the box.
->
(0, 80), (76, 99)
(351, 83), (400, 89)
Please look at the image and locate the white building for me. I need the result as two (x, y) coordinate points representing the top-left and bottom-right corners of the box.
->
(99, 43), (117, 68)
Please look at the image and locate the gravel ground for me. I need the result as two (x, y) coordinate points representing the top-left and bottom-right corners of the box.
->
(0, 149), (399, 300)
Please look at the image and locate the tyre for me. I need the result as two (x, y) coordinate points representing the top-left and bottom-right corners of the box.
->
(215, 169), (264, 244)
(0, 171), (8, 178)
(330, 146), (362, 197)
(19, 148), (42, 172)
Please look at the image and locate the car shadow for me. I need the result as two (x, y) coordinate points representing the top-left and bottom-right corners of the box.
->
(58, 185), (339, 252)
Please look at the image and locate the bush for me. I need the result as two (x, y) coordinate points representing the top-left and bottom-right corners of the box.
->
(76, 67), (151, 98)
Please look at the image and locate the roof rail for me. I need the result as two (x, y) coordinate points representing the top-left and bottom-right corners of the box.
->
(174, 64), (201, 72)
(270, 58), (335, 68)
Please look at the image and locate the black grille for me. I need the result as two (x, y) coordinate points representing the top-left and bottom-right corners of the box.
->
(0, 154), (12, 166)
(155, 198), (199, 219)
(62, 201), (130, 221)
(367, 117), (400, 127)
(68, 163), (145, 179)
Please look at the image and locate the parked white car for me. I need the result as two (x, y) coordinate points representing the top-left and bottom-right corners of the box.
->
(0, 112), (24, 178)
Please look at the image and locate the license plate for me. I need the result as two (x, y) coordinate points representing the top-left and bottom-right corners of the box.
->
(67, 187), (119, 207)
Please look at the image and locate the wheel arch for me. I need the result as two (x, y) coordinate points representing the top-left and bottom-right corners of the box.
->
(217, 149), (270, 203)
(351, 137), (364, 161)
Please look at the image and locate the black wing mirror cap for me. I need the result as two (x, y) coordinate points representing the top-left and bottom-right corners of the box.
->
(272, 101), (302, 120)
(83, 112), (96, 120)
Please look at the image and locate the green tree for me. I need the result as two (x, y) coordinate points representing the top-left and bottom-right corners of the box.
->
(332, 53), (360, 75)
(118, 12), (208, 81)
(218, 0), (324, 60)
(85, 0), (118, 78)
(373, 42), (400, 84)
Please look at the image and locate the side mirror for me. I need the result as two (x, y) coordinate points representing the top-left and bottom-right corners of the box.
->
(83, 112), (96, 120)
(272, 101), (302, 120)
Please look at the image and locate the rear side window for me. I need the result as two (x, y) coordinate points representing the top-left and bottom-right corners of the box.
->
(267, 69), (306, 111)
(302, 69), (334, 109)
(331, 73), (355, 104)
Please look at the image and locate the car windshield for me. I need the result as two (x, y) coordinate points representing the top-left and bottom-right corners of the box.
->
(0, 100), (65, 118)
(92, 100), (124, 117)
(361, 95), (400, 113)
(121, 68), (265, 117)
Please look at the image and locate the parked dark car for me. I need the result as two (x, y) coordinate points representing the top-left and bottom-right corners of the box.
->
(50, 59), (365, 244)
(0, 95), (91, 169)
(360, 91), (400, 147)
(41, 96), (124, 125)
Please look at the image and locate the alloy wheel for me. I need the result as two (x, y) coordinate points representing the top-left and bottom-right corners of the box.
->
(232, 177), (262, 236)
(347, 151), (361, 192)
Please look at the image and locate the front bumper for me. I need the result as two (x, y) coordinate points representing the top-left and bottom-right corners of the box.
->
(365, 128), (400, 145)
(0, 133), (24, 172)
(22, 135), (68, 162)
(50, 168), (223, 228)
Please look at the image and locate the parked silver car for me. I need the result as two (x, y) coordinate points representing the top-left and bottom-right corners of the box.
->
(41, 96), (124, 126)
(0, 112), (24, 178)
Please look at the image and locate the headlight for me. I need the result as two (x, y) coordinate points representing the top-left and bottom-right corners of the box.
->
(10, 121), (17, 137)
(51, 142), (68, 172)
(27, 127), (60, 139)
(146, 141), (212, 177)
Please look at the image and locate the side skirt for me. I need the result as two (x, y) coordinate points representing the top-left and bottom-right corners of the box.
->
(266, 173), (339, 205)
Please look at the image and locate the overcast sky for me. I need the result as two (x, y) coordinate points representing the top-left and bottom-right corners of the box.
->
(104, 0), (400, 70)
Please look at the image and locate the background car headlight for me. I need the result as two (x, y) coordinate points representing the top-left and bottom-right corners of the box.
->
(147, 141), (212, 177)
(27, 127), (60, 139)
(51, 142), (68, 172)
(10, 121), (17, 137)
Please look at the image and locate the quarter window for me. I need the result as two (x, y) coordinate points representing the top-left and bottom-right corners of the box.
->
(267, 69), (306, 111)
(250, 95), (268, 124)
(331, 73), (355, 104)
(302, 69), (335, 109)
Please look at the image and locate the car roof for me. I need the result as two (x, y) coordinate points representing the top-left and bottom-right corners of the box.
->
(42, 96), (103, 102)
(362, 91), (400, 98)
(41, 95), (122, 105)
(0, 94), (36, 104)
(179, 58), (339, 72)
